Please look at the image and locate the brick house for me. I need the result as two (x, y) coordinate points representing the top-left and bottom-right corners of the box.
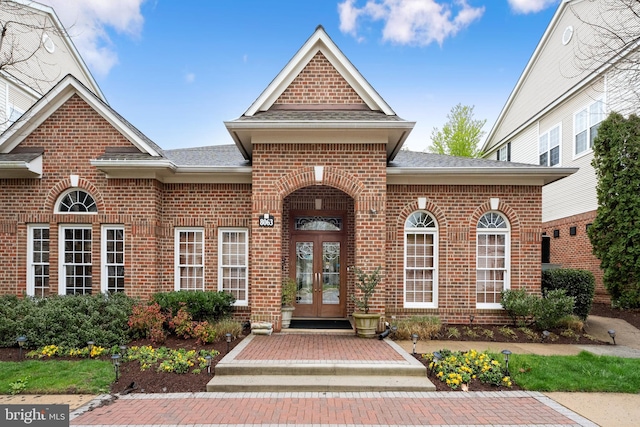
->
(0, 26), (574, 330)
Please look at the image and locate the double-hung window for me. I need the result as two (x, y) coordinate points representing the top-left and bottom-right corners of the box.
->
(404, 211), (438, 308)
(102, 225), (125, 293)
(218, 228), (248, 306)
(175, 228), (204, 291)
(59, 226), (93, 295)
(496, 142), (511, 162)
(27, 225), (50, 297)
(476, 212), (510, 309)
(574, 99), (605, 157)
(539, 124), (561, 166)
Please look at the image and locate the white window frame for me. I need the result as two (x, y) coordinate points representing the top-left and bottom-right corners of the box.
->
(218, 228), (249, 306)
(27, 224), (50, 297)
(476, 212), (510, 309)
(574, 99), (605, 158)
(496, 142), (510, 162)
(55, 188), (98, 214)
(174, 227), (205, 291)
(58, 225), (93, 295)
(101, 225), (125, 293)
(539, 123), (561, 166)
(404, 211), (438, 309)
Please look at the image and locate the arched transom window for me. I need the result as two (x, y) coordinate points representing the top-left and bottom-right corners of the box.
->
(57, 189), (97, 213)
(404, 210), (438, 308)
(476, 212), (510, 308)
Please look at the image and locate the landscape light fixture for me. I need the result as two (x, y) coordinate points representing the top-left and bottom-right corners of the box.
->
(430, 351), (442, 375)
(608, 329), (616, 345)
(119, 345), (127, 356)
(542, 330), (550, 342)
(87, 341), (95, 358)
(411, 333), (419, 355)
(391, 325), (398, 335)
(501, 349), (512, 376)
(112, 353), (121, 382)
(226, 333), (232, 354)
(17, 336), (27, 359)
(205, 355), (212, 375)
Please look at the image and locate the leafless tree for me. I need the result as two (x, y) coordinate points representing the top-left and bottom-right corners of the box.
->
(569, 0), (640, 114)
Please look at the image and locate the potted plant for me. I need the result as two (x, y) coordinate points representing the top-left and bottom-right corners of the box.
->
(281, 277), (297, 329)
(351, 266), (382, 338)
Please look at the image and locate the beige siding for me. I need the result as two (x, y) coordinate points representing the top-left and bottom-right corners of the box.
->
(491, 1), (606, 145)
(509, 124), (538, 164)
(0, 82), (6, 131)
(0, 5), (98, 96)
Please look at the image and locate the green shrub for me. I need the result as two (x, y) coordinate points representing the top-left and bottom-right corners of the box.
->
(151, 291), (235, 321)
(0, 293), (135, 349)
(394, 316), (441, 340)
(542, 269), (595, 320)
(500, 289), (536, 326)
(533, 289), (575, 330)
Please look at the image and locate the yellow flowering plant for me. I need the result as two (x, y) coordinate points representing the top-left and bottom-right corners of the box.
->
(424, 349), (513, 390)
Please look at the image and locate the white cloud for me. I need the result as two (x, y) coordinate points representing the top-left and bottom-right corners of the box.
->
(507, 0), (559, 14)
(184, 72), (195, 84)
(39, 0), (148, 76)
(338, 0), (485, 46)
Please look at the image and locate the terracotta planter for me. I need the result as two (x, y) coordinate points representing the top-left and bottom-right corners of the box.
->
(352, 312), (381, 338)
(281, 306), (295, 329)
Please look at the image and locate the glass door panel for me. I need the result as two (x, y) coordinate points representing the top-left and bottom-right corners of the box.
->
(322, 242), (340, 305)
(295, 241), (314, 305)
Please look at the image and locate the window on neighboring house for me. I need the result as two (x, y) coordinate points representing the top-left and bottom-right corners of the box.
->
(218, 228), (248, 306)
(27, 225), (50, 297)
(476, 212), (510, 309)
(8, 105), (24, 126)
(175, 228), (204, 291)
(102, 225), (125, 293)
(575, 99), (605, 156)
(539, 124), (561, 166)
(59, 225), (93, 295)
(404, 211), (438, 308)
(496, 142), (511, 162)
(56, 189), (97, 213)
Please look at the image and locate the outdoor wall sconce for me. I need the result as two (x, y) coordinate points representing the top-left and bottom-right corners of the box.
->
(205, 355), (212, 375)
(553, 229), (560, 238)
(570, 226), (577, 236)
(112, 353), (121, 382)
(87, 341), (94, 357)
(501, 349), (512, 376)
(370, 208), (377, 215)
(226, 333), (232, 354)
(17, 336), (27, 359)
(411, 333), (419, 355)
(608, 329), (616, 345)
(469, 314), (475, 325)
(542, 330), (550, 342)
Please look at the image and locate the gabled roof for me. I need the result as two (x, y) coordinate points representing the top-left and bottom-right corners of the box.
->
(0, 74), (163, 157)
(6, 0), (105, 101)
(225, 26), (415, 161)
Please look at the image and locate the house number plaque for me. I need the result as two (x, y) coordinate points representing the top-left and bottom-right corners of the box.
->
(259, 213), (274, 227)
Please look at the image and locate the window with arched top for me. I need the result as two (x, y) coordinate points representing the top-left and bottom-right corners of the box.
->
(404, 210), (438, 308)
(56, 189), (97, 213)
(476, 212), (510, 308)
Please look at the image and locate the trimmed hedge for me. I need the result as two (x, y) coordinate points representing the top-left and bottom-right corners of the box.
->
(542, 269), (595, 320)
(151, 291), (235, 321)
(0, 293), (136, 349)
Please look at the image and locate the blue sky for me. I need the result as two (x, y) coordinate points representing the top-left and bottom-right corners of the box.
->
(41, 0), (560, 152)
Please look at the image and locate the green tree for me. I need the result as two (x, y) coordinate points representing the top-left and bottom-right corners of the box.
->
(588, 112), (640, 308)
(428, 104), (486, 157)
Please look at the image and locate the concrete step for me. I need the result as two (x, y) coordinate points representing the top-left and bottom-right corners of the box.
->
(214, 362), (427, 377)
(206, 374), (436, 392)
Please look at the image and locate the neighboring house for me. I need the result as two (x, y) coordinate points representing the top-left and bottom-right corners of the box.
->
(0, 25), (574, 329)
(482, 0), (635, 303)
(0, 0), (104, 132)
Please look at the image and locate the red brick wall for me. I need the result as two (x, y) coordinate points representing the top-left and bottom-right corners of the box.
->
(275, 52), (365, 105)
(250, 142), (387, 328)
(542, 210), (607, 303)
(386, 184), (543, 325)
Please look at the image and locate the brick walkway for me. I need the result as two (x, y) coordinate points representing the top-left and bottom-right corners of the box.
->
(71, 391), (596, 426)
(69, 334), (597, 426)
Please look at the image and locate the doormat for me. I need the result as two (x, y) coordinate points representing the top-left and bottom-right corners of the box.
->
(289, 319), (353, 329)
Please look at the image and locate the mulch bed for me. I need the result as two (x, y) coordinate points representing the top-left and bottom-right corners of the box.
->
(1, 302), (638, 394)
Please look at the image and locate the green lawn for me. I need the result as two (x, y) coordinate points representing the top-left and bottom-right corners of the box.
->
(511, 351), (640, 393)
(0, 359), (114, 395)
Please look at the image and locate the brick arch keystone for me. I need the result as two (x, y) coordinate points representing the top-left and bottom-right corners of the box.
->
(45, 178), (105, 213)
(275, 166), (365, 200)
